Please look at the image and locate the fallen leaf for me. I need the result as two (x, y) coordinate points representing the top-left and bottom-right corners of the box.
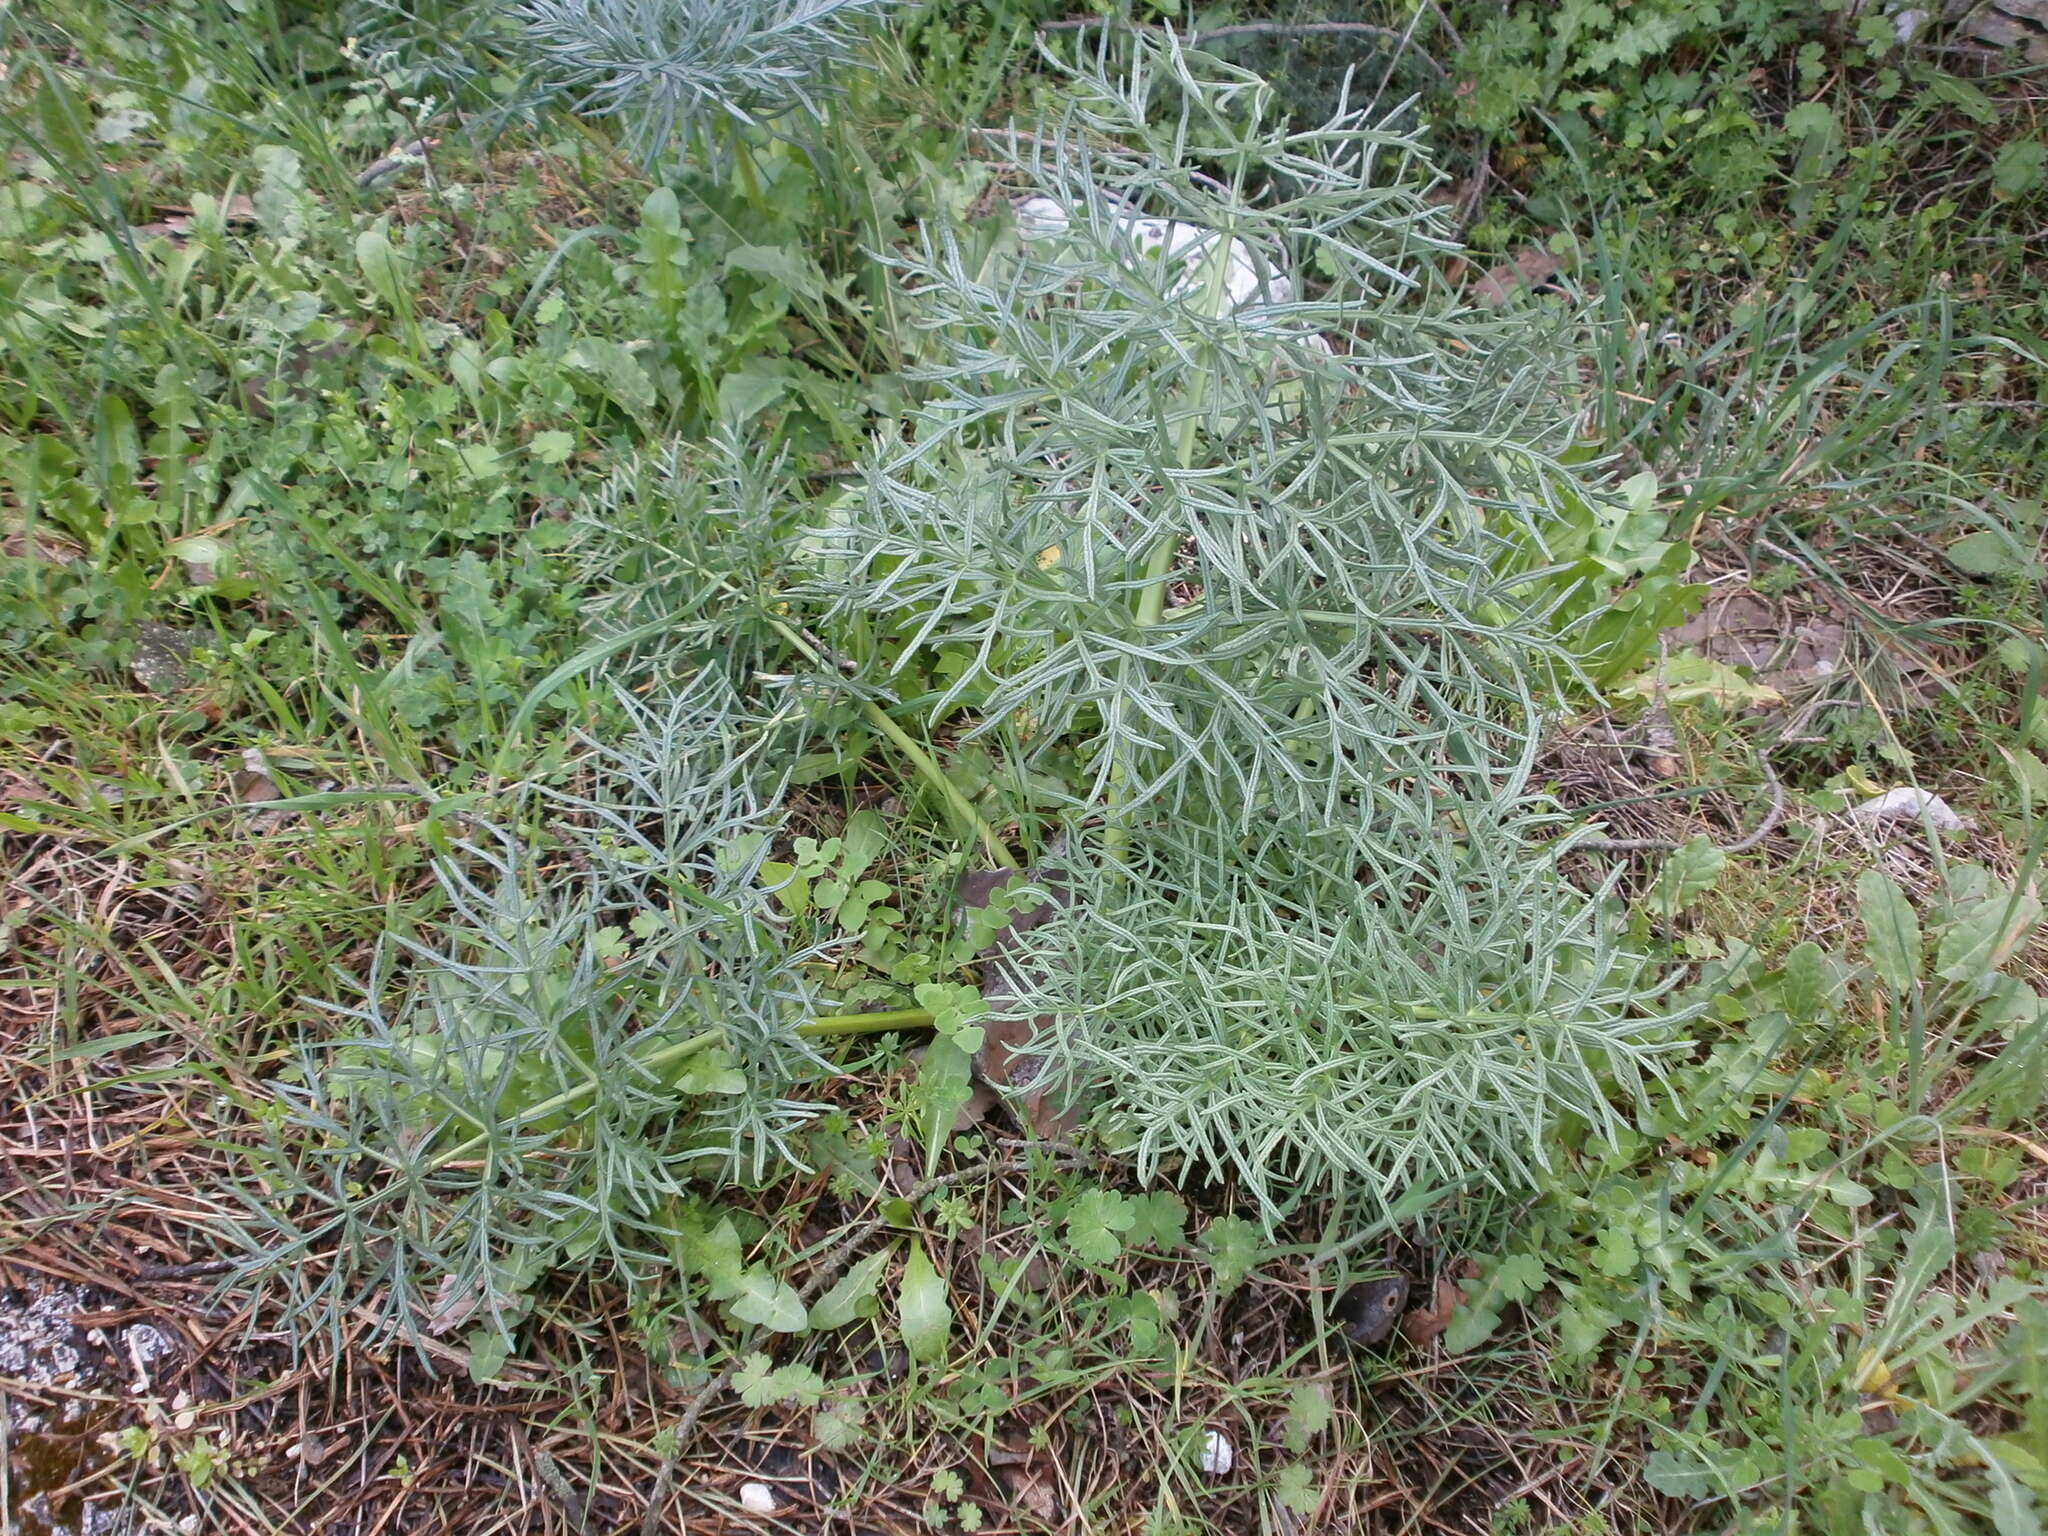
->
(1471, 246), (1562, 307)
(1000, 1458), (1060, 1523)
(425, 1271), (486, 1335)
(231, 764), (279, 806)
(1398, 1274), (1469, 1347)
(882, 1135), (920, 1197)
(951, 1077), (998, 1132)
(959, 869), (1085, 1139)
(3, 526), (82, 564)
(134, 195), (254, 245)
(1669, 591), (1846, 688)
(171, 533), (225, 585)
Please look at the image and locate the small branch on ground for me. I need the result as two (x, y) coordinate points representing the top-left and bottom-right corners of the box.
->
(1039, 16), (1451, 79)
(1574, 753), (1785, 855)
(128, 1258), (235, 1282)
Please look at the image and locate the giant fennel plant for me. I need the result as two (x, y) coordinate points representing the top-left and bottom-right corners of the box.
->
(233, 678), (837, 1341)
(818, 39), (1593, 824)
(349, 0), (901, 165)
(257, 28), (1680, 1340)
(795, 38), (1678, 1218)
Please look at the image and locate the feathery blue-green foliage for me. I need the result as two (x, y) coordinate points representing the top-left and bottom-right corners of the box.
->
(519, 0), (900, 152)
(231, 677), (833, 1339)
(997, 788), (1677, 1223)
(236, 25), (1682, 1329)
(817, 39), (1593, 822)
(352, 0), (902, 163)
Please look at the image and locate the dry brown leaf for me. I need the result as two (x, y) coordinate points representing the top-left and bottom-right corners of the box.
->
(2, 525), (83, 564)
(1471, 245), (1563, 307)
(1398, 1274), (1468, 1347)
(998, 1456), (1061, 1524)
(425, 1271), (486, 1335)
(959, 870), (1086, 1139)
(883, 1135), (921, 1197)
(1670, 591), (1835, 682)
(133, 196), (253, 245)
(231, 771), (280, 805)
(951, 1077), (998, 1133)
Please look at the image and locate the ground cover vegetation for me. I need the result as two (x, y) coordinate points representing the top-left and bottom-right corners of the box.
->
(1, 0), (2044, 1532)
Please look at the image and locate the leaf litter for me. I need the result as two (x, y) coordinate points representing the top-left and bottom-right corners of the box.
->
(956, 867), (1084, 1140)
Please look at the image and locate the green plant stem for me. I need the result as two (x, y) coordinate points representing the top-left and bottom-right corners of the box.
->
(429, 1026), (724, 1170)
(802, 1007), (935, 1036)
(1132, 523), (1183, 632)
(748, 601), (1015, 869)
(734, 136), (764, 203)
(427, 1009), (934, 1171)
(1103, 526), (1187, 863)
(1104, 241), (1233, 847)
(848, 692), (1017, 869)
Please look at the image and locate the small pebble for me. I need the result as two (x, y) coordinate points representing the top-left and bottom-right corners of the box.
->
(1199, 1428), (1234, 1476)
(739, 1481), (778, 1515)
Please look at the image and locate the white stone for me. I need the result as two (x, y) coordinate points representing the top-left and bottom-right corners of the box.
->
(1013, 197), (1070, 238)
(1198, 1428), (1234, 1476)
(1013, 198), (1305, 321)
(739, 1481), (778, 1515)
(1850, 787), (1969, 834)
